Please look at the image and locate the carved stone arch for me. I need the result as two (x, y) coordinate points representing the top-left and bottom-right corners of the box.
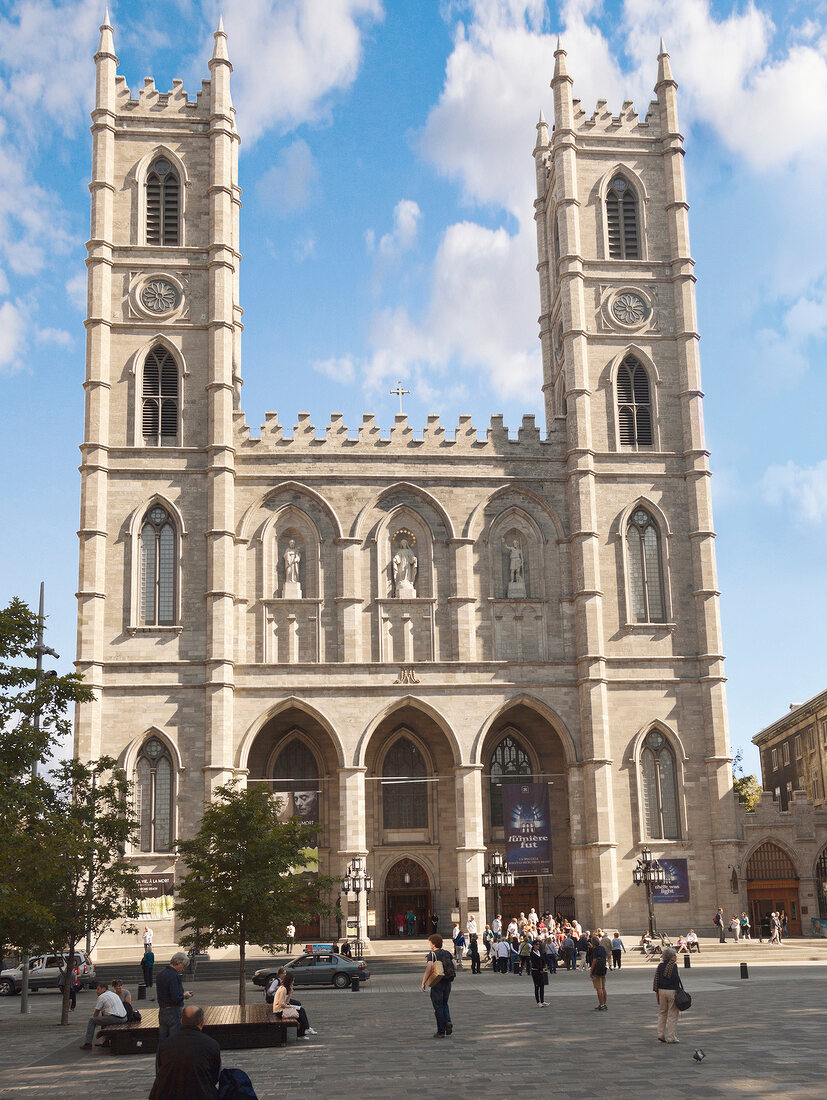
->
(742, 837), (801, 880)
(629, 719), (688, 765)
(264, 725), (325, 782)
(465, 483), (566, 543)
(237, 697), (346, 771)
(124, 493), (186, 631)
(383, 856), (432, 892)
(259, 504), (322, 600)
(354, 696), (461, 768)
(614, 497), (674, 626)
(484, 722), (541, 776)
(120, 724), (185, 779)
(238, 482), (343, 543)
(486, 505), (546, 600)
(127, 335), (188, 448)
(132, 145), (190, 246)
(631, 721), (687, 842)
(377, 504), (435, 600)
(375, 723), (437, 777)
(351, 481), (456, 542)
(471, 694), (577, 767)
(594, 163), (649, 262)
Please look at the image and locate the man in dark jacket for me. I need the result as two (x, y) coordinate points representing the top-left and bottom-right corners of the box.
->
(156, 951), (193, 1049)
(149, 1005), (221, 1099)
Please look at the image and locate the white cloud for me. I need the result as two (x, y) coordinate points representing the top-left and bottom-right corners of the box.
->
(35, 326), (73, 347)
(255, 139), (318, 215)
(764, 460), (827, 524)
(0, 267), (8, 296)
(312, 355), (356, 383)
(293, 234), (317, 262)
(220, 0), (383, 143)
(0, 299), (27, 373)
(377, 199), (421, 258)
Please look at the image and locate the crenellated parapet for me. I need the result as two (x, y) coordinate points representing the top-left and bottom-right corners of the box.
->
(571, 97), (660, 135)
(233, 410), (552, 455)
(114, 74), (213, 118)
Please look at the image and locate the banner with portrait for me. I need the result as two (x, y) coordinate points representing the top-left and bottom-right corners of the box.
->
(135, 873), (174, 920)
(502, 782), (553, 875)
(273, 790), (319, 871)
(653, 858), (690, 903)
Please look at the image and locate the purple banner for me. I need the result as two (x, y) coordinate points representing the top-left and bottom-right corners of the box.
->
(502, 782), (553, 875)
(653, 858), (690, 903)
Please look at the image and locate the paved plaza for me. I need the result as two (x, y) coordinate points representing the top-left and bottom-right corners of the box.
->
(0, 959), (824, 1099)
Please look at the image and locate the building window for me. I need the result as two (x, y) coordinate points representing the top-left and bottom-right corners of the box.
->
(781, 742), (789, 765)
(812, 774), (822, 801)
(626, 508), (666, 623)
(745, 841), (797, 881)
(135, 737), (174, 852)
(821, 720), (827, 744)
(142, 345), (179, 446)
(771, 747), (779, 770)
(382, 737), (427, 830)
(489, 734), (532, 829)
(640, 729), (680, 839)
(773, 787), (780, 801)
(140, 506), (176, 625)
(272, 738), (319, 823)
(146, 158), (180, 245)
(808, 726), (816, 751)
(617, 355), (653, 448)
(795, 735), (802, 758)
(606, 175), (640, 259)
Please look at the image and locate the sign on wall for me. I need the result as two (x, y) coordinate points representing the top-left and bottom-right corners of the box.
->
(653, 858), (690, 903)
(502, 783), (553, 875)
(135, 873), (174, 920)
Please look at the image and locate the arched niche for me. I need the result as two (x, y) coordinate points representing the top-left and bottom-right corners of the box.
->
(260, 506), (321, 600)
(487, 507), (545, 599)
(377, 507), (435, 600)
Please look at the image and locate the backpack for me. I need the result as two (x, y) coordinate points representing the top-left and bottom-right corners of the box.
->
(124, 1001), (142, 1023)
(218, 1068), (259, 1100)
(592, 948), (607, 976)
(441, 953), (456, 982)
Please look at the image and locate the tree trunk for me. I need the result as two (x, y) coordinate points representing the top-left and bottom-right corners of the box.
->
(238, 936), (246, 1008)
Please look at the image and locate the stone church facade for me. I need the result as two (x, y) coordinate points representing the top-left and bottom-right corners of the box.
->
(76, 18), (740, 954)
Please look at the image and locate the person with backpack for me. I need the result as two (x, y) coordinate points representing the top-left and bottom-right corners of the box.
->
(713, 907), (726, 943)
(589, 934), (608, 1011)
(421, 933), (456, 1038)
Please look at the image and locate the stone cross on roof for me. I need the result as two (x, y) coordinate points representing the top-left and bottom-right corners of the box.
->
(389, 379), (411, 414)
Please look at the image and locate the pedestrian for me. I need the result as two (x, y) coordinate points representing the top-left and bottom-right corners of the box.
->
(530, 940), (549, 1006)
(149, 1004), (221, 1100)
(686, 929), (700, 953)
(519, 935), (532, 976)
(421, 933), (454, 1038)
(740, 912), (751, 941)
(590, 935), (608, 1011)
(142, 945), (155, 990)
(407, 909), (416, 936)
(779, 910), (788, 938)
(482, 924), (494, 962)
(561, 932), (575, 970)
(430, 912), (439, 935)
(653, 946), (681, 1043)
(611, 931), (625, 970)
(729, 915), (740, 941)
(79, 980), (127, 1049)
(494, 937), (510, 974)
(58, 962), (79, 1011)
(272, 974), (316, 1038)
(469, 933), (481, 974)
(466, 913), (477, 938)
(542, 935), (558, 975)
(286, 921), (296, 952)
(142, 925), (153, 953)
(453, 928), (466, 968)
(600, 930), (613, 966)
(491, 914), (502, 941)
(713, 907), (726, 943)
(155, 951), (194, 1058)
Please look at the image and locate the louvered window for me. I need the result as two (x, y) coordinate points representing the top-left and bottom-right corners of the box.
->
(626, 508), (666, 623)
(606, 176), (640, 259)
(142, 345), (179, 446)
(146, 158), (180, 246)
(136, 738), (175, 852)
(640, 730), (680, 839)
(617, 355), (653, 448)
(140, 505), (176, 625)
(382, 737), (428, 830)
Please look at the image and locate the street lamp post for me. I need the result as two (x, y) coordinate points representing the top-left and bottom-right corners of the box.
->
(341, 855), (373, 960)
(632, 846), (666, 936)
(482, 850), (515, 925)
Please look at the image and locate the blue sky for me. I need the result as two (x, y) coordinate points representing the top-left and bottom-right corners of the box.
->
(1, 0), (826, 775)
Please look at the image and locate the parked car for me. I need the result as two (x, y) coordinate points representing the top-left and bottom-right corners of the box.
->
(252, 952), (370, 991)
(0, 952), (96, 996)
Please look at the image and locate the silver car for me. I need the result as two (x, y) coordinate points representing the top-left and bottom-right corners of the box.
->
(0, 952), (96, 996)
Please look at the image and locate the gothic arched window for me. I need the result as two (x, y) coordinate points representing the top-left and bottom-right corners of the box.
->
(626, 508), (666, 623)
(272, 738), (319, 823)
(146, 158), (180, 246)
(489, 733), (532, 828)
(617, 355), (653, 448)
(142, 345), (179, 446)
(135, 737), (175, 852)
(382, 737), (427, 830)
(640, 729), (679, 839)
(606, 176), (640, 259)
(140, 505), (177, 625)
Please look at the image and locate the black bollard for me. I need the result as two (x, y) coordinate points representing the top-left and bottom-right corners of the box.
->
(683, 955), (690, 969)
(351, 974), (360, 991)
(740, 962), (749, 979)
(137, 983), (147, 1001)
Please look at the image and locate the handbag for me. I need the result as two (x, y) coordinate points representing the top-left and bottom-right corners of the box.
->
(675, 977), (692, 1012)
(426, 952), (445, 988)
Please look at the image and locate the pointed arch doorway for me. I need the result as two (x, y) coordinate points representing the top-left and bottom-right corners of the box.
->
(384, 858), (431, 937)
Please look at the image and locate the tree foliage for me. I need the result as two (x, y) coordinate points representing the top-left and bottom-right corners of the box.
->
(733, 773), (762, 813)
(175, 782), (338, 1006)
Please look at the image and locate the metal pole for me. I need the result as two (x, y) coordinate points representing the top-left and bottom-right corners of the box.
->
(647, 879), (656, 937)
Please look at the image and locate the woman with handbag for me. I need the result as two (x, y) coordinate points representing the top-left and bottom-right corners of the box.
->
(653, 946), (681, 1043)
(271, 975), (315, 1039)
(529, 941), (549, 1006)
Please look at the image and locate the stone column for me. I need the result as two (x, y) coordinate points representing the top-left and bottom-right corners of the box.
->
(450, 538), (477, 661)
(338, 766), (370, 942)
(454, 765), (488, 928)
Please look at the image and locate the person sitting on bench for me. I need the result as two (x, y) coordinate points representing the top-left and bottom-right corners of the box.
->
(271, 974), (316, 1039)
(149, 1004), (221, 1100)
(79, 980), (126, 1049)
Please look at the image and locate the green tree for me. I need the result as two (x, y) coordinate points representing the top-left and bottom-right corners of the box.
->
(175, 782), (338, 1006)
(733, 773), (762, 812)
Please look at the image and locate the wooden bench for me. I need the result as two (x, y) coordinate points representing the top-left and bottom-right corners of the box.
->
(99, 1005), (299, 1055)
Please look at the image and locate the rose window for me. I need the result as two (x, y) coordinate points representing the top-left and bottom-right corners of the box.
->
(611, 292), (647, 325)
(141, 280), (178, 314)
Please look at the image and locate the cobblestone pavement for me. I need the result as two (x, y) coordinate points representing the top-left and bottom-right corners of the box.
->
(0, 962), (824, 1099)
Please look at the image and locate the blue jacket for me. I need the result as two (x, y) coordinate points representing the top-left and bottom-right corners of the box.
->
(156, 964), (185, 1008)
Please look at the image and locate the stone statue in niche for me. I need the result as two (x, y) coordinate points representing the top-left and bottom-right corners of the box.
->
(504, 538), (526, 598)
(282, 538), (302, 599)
(392, 537), (418, 598)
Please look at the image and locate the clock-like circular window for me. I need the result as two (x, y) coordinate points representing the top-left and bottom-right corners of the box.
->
(141, 279), (179, 315)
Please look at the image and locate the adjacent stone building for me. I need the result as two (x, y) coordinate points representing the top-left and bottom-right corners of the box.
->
(75, 18), (741, 954)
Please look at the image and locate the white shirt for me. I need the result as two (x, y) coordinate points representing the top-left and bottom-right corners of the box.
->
(466, 918), (477, 935)
(142, 930), (153, 947)
(495, 940), (509, 957)
(491, 918), (501, 934)
(96, 990), (126, 1018)
(451, 925), (460, 940)
(507, 921), (518, 938)
(286, 924), (295, 938)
